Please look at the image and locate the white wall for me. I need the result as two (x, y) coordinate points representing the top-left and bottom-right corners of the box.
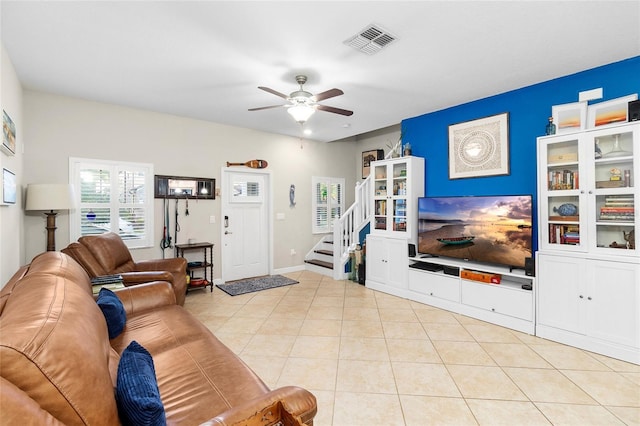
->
(0, 45), (24, 284)
(22, 90), (360, 280)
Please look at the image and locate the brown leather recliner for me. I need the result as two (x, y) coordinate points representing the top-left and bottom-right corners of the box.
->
(62, 232), (188, 306)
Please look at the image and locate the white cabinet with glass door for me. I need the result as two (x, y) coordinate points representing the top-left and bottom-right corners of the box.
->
(536, 121), (640, 364)
(537, 122), (639, 255)
(370, 156), (425, 241)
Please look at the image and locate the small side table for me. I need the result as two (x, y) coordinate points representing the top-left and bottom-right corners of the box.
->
(175, 242), (214, 292)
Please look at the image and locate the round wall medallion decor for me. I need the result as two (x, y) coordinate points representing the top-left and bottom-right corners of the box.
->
(457, 130), (497, 167)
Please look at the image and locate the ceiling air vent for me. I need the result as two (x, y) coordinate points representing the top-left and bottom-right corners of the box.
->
(344, 24), (397, 55)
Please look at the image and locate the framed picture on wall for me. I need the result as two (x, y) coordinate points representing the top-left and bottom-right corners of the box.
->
(448, 112), (510, 179)
(552, 101), (587, 134)
(362, 149), (384, 178)
(587, 94), (638, 128)
(2, 110), (16, 156)
(3, 168), (16, 204)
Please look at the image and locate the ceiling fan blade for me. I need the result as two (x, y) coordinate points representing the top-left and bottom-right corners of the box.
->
(248, 105), (286, 111)
(316, 104), (353, 116)
(258, 86), (289, 99)
(313, 88), (344, 102)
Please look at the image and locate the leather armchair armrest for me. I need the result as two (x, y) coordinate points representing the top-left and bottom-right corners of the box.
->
(113, 281), (176, 316)
(201, 386), (317, 426)
(133, 258), (188, 306)
(134, 257), (187, 275)
(120, 271), (174, 284)
(1, 377), (66, 426)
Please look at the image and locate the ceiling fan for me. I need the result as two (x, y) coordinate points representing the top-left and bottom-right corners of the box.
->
(248, 75), (353, 123)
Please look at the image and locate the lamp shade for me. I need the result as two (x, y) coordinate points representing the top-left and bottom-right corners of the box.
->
(287, 104), (315, 123)
(26, 184), (76, 211)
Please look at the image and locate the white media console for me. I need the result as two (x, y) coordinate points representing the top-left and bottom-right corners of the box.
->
(366, 250), (536, 335)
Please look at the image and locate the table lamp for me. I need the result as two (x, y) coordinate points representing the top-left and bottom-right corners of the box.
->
(26, 184), (75, 251)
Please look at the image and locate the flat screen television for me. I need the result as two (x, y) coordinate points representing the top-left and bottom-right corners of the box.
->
(417, 195), (533, 269)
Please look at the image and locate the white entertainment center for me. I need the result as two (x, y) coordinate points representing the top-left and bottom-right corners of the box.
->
(366, 123), (640, 365)
(365, 156), (536, 335)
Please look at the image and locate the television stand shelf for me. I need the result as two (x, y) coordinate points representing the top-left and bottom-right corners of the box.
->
(381, 256), (535, 334)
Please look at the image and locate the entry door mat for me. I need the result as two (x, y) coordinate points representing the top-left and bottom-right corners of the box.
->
(217, 275), (298, 296)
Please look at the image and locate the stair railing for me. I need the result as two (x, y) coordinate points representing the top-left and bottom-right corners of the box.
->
(332, 178), (371, 279)
(331, 138), (402, 279)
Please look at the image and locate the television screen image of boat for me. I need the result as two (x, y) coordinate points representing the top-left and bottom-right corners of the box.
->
(437, 236), (475, 245)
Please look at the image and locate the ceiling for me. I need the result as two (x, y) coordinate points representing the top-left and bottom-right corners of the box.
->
(2, 1), (639, 143)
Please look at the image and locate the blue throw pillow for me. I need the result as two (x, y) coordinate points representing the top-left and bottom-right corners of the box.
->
(116, 341), (166, 426)
(96, 287), (126, 339)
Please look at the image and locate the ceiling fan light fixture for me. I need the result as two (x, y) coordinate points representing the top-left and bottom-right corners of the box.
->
(287, 104), (315, 123)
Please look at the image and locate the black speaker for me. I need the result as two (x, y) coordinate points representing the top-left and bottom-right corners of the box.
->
(525, 257), (535, 277)
(408, 243), (416, 258)
(358, 263), (366, 285)
(629, 100), (640, 122)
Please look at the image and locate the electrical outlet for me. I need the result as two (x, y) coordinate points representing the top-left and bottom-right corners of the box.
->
(290, 249), (296, 256)
(209, 215), (215, 224)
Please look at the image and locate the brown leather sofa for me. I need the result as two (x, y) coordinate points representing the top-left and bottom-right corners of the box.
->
(0, 252), (316, 425)
(62, 232), (188, 306)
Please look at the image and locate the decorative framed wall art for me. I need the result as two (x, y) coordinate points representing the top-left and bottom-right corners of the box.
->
(552, 101), (587, 134)
(587, 94), (638, 128)
(3, 168), (16, 204)
(2, 110), (16, 156)
(362, 149), (384, 178)
(448, 112), (510, 179)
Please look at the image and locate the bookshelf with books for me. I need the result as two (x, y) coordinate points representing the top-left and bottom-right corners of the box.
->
(536, 121), (639, 364)
(367, 156), (425, 296)
(369, 156), (424, 238)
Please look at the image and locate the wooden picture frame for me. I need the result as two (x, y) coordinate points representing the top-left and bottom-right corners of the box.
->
(552, 101), (587, 134)
(587, 94), (638, 129)
(448, 112), (510, 179)
(362, 149), (384, 178)
(2, 110), (16, 156)
(3, 168), (16, 204)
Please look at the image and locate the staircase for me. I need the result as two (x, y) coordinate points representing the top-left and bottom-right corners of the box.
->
(304, 238), (335, 274)
(305, 140), (401, 279)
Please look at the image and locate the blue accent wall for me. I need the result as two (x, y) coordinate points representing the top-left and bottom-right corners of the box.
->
(403, 56), (640, 251)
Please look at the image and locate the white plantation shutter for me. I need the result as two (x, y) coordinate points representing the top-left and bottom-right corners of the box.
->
(312, 176), (344, 234)
(70, 158), (153, 249)
(330, 181), (343, 221)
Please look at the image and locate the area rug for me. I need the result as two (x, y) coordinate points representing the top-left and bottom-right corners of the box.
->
(217, 275), (298, 296)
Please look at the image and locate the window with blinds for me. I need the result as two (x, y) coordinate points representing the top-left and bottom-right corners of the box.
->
(311, 176), (344, 234)
(69, 158), (154, 249)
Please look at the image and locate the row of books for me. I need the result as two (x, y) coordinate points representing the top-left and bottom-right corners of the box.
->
(600, 195), (634, 221)
(549, 224), (580, 245)
(548, 169), (579, 190)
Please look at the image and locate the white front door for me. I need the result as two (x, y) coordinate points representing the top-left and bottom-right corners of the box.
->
(221, 169), (270, 282)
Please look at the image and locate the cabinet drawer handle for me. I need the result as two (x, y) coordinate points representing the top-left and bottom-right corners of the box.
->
(491, 308), (495, 312)
(579, 295), (584, 299)
(587, 296), (592, 300)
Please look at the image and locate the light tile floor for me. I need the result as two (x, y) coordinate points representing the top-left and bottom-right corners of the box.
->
(184, 270), (640, 426)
